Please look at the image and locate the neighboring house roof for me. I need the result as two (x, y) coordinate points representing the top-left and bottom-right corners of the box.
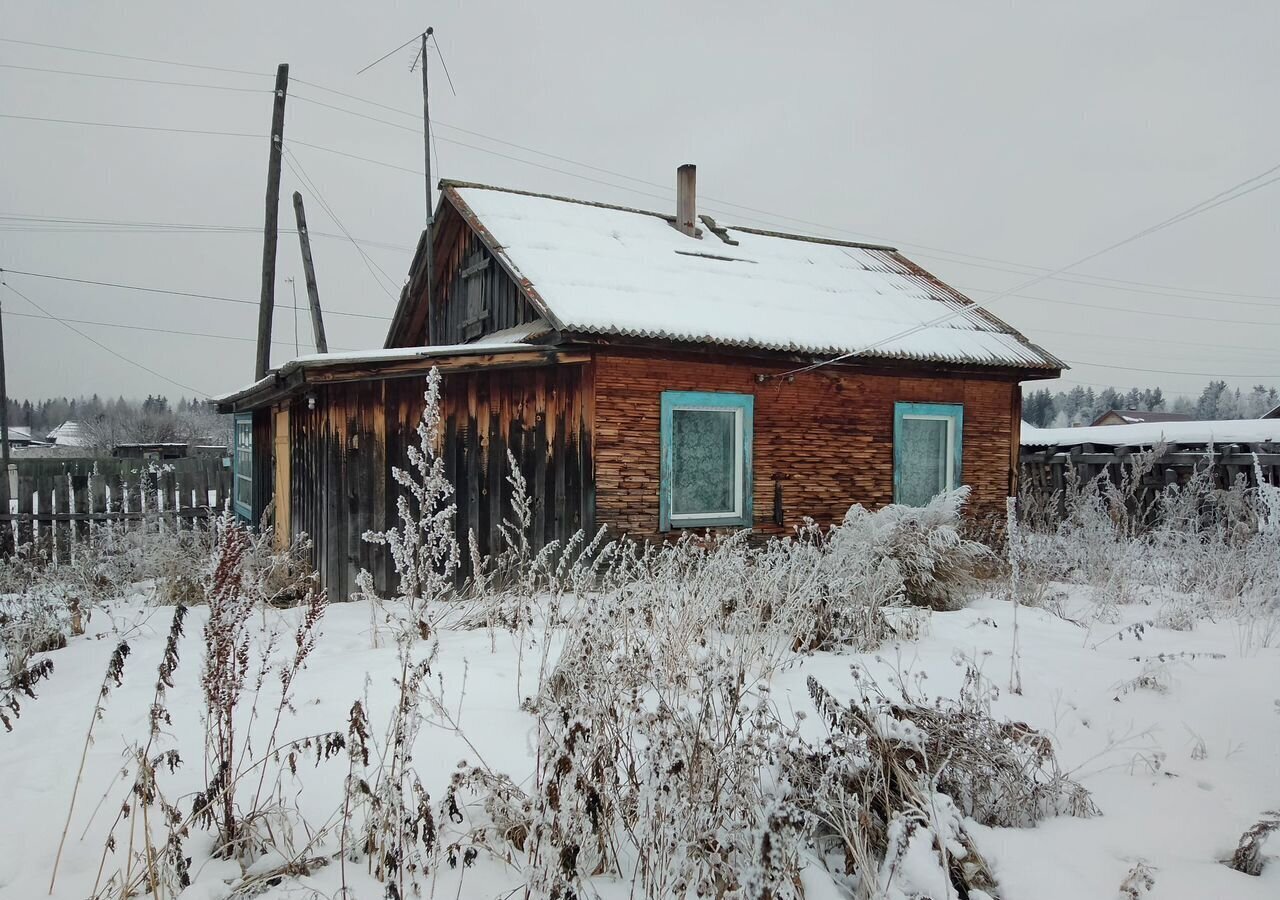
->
(1022, 419), (1280, 448)
(46, 420), (90, 447)
(434, 181), (1064, 371)
(1089, 409), (1193, 427)
(1263, 403), (1280, 419)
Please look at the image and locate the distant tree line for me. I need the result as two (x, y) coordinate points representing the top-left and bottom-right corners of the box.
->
(4, 394), (230, 452)
(1022, 381), (1280, 428)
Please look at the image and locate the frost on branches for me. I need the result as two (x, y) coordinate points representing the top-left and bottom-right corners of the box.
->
(358, 366), (461, 642)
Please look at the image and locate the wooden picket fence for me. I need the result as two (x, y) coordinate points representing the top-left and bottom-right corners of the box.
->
(0, 456), (232, 561)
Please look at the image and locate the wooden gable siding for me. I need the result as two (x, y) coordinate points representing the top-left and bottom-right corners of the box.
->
(592, 352), (1018, 541)
(285, 363), (592, 600)
(407, 220), (541, 347)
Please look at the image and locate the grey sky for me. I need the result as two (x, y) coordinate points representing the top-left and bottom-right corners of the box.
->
(1, 0), (1277, 402)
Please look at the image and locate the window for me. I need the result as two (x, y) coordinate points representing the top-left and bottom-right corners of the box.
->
(660, 391), (753, 529)
(232, 413), (254, 521)
(893, 402), (963, 506)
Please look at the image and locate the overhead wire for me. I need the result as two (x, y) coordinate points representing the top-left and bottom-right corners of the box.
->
(4, 40), (1278, 304)
(1, 281), (211, 396)
(0, 268), (392, 321)
(0, 62), (270, 92)
(768, 159), (1280, 379)
(3, 308), (348, 350)
(0, 36), (265, 77)
(282, 147), (402, 300)
(0, 111), (261, 139)
(5, 39), (1279, 388)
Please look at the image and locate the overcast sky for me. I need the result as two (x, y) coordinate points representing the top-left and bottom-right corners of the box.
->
(1, 0), (1277, 402)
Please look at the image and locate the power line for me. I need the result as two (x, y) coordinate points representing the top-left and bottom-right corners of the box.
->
(1062, 357), (1278, 379)
(0, 36), (265, 77)
(0, 111), (260, 139)
(948, 258), (1280, 308)
(283, 147), (402, 300)
(4, 40), (1276, 305)
(774, 157), (1280, 378)
(1032, 324), (1280, 358)
(3, 308), (348, 350)
(0, 268), (392, 321)
(1, 282), (210, 396)
(0, 62), (269, 93)
(970, 288), (1280, 327)
(0, 213), (416, 251)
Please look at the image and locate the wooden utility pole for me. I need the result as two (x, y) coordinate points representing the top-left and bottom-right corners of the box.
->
(0, 300), (11, 553)
(291, 191), (328, 353)
(420, 30), (435, 332)
(255, 62), (289, 380)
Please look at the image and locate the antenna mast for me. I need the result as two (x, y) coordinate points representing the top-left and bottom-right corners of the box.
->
(421, 28), (433, 226)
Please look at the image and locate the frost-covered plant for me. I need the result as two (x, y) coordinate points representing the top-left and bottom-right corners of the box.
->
(358, 366), (460, 639)
(194, 511), (331, 860)
(835, 487), (991, 610)
(786, 669), (1095, 899)
(447, 571), (808, 900)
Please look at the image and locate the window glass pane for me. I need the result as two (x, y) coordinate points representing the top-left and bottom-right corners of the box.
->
(671, 408), (736, 516)
(898, 417), (948, 506)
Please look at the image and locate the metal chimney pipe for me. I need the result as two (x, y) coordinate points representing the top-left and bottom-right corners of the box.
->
(676, 163), (697, 236)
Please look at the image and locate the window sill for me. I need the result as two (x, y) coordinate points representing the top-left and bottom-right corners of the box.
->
(663, 515), (753, 531)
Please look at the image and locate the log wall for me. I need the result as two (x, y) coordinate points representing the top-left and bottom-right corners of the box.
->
(286, 362), (591, 601)
(592, 352), (1019, 541)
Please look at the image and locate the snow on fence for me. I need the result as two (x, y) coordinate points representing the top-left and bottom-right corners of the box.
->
(1020, 420), (1280, 511)
(1, 456), (231, 559)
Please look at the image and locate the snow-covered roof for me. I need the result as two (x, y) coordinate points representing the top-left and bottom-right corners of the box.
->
(213, 333), (557, 406)
(1022, 419), (1280, 448)
(444, 182), (1063, 371)
(1090, 409), (1192, 426)
(46, 421), (90, 447)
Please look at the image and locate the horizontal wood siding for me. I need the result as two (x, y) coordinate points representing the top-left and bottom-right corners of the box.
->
(287, 363), (592, 599)
(592, 352), (1017, 541)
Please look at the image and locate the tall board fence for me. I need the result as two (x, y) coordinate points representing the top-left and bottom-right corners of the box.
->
(1020, 440), (1280, 517)
(1, 456), (232, 561)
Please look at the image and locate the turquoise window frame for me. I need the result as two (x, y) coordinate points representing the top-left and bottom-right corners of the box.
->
(893, 402), (964, 505)
(660, 390), (754, 530)
(232, 413), (254, 522)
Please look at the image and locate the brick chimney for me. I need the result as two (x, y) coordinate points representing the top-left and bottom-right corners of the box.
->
(676, 163), (697, 236)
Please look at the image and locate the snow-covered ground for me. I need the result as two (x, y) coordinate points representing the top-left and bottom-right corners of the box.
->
(2, 587), (1276, 899)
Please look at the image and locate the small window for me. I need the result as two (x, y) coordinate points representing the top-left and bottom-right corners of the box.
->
(232, 413), (254, 521)
(894, 402), (963, 506)
(660, 391), (754, 530)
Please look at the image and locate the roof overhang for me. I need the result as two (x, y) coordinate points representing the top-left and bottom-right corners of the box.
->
(215, 343), (582, 413)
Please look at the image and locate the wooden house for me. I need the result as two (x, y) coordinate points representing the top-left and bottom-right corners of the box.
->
(217, 167), (1063, 599)
(1090, 409), (1192, 427)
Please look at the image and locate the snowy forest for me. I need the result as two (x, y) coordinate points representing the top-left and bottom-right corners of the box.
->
(1021, 379), (1279, 428)
(4, 394), (230, 450)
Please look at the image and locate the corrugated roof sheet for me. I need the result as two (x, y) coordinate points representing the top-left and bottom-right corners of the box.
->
(446, 182), (1063, 371)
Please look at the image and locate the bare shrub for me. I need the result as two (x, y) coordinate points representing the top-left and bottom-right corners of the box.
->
(835, 487), (991, 610)
(786, 669), (1096, 899)
(1227, 810), (1279, 877)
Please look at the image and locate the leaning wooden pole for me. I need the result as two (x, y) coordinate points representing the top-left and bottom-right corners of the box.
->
(255, 63), (290, 380)
(291, 191), (328, 353)
(0, 300), (11, 554)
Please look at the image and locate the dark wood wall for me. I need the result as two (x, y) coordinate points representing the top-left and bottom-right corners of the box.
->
(422, 227), (540, 347)
(286, 362), (593, 600)
(592, 351), (1020, 541)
